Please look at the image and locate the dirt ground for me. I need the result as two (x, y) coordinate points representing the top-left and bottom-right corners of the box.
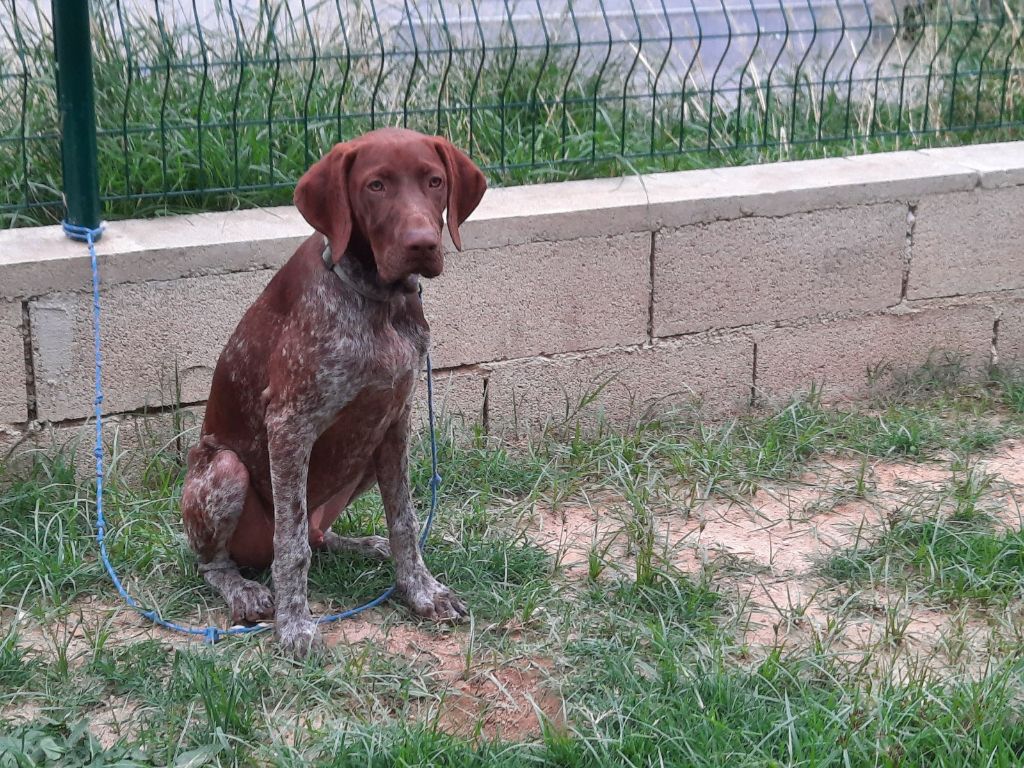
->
(7, 442), (1024, 746)
(526, 440), (1024, 681)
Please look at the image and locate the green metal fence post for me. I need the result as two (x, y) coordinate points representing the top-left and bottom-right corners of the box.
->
(52, 0), (101, 231)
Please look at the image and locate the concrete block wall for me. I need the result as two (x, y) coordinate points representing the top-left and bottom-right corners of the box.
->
(1, 141), (1023, 466)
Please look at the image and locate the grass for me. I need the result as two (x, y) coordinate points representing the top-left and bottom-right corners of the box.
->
(823, 507), (1024, 604)
(1, 0), (1022, 226)
(992, 364), (1024, 414)
(2, 365), (1024, 765)
(566, 651), (1024, 766)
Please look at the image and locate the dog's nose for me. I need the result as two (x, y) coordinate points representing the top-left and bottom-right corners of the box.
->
(403, 228), (439, 255)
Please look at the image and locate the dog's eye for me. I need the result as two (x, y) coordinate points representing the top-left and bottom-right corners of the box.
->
(367, 180), (385, 192)
(428, 176), (443, 188)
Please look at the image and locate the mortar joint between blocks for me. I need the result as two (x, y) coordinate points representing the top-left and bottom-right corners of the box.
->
(20, 300), (37, 422)
(991, 315), (1001, 369)
(901, 201), (918, 301)
(481, 375), (490, 435)
(750, 341), (759, 408)
(647, 231), (656, 344)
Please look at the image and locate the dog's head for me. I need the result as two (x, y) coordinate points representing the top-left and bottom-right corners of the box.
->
(294, 128), (487, 284)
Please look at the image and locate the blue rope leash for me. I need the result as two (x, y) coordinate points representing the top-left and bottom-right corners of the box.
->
(64, 220), (442, 645)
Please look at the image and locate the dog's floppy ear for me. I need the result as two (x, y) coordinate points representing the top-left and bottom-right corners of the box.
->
(293, 142), (356, 264)
(434, 138), (487, 252)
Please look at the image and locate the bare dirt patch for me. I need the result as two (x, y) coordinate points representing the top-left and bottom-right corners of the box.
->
(11, 596), (195, 665)
(978, 439), (1024, 530)
(323, 618), (563, 741)
(689, 473), (880, 574)
(0, 699), (43, 727)
(435, 658), (564, 742)
(323, 614), (467, 673)
(0, 679), (143, 748)
(86, 696), (145, 749)
(529, 502), (627, 577)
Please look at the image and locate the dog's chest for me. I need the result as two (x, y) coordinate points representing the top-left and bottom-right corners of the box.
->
(312, 311), (423, 409)
(307, 341), (416, 484)
(370, 318), (426, 379)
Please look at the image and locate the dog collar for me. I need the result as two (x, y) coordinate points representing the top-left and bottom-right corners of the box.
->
(321, 237), (413, 303)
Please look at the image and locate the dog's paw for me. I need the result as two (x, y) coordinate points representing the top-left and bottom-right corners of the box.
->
(358, 535), (392, 560)
(319, 531), (392, 561)
(399, 572), (468, 623)
(275, 618), (324, 660)
(229, 581), (275, 625)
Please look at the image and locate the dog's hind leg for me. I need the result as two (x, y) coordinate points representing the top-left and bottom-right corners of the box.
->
(182, 445), (275, 624)
(309, 481), (391, 561)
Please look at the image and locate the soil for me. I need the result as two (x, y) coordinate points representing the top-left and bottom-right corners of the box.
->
(524, 444), (1024, 677)
(10, 443), (1023, 744)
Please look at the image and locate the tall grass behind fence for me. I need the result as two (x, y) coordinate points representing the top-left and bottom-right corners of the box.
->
(1, 0), (1021, 227)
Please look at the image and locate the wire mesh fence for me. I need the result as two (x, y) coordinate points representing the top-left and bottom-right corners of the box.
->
(1, 0), (1021, 226)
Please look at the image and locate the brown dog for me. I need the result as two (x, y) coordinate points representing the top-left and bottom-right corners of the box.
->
(181, 128), (487, 657)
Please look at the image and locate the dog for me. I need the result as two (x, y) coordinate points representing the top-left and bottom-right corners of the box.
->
(181, 127), (487, 657)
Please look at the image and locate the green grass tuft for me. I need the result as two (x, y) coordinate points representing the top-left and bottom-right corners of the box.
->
(824, 517), (1024, 604)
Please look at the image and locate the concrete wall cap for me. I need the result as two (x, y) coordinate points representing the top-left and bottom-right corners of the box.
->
(2, 142), (1019, 300)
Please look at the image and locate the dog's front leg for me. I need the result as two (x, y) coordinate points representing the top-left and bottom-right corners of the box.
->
(376, 409), (467, 622)
(266, 415), (321, 658)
